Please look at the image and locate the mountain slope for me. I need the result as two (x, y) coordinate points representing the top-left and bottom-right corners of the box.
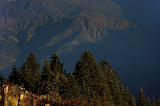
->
(11, 15), (136, 66)
(0, 0), (123, 20)
(0, 0), (124, 71)
(0, 14), (133, 72)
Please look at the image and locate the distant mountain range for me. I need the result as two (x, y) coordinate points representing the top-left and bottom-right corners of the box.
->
(0, 0), (160, 98)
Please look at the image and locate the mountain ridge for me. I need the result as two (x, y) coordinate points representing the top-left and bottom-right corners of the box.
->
(0, 14), (136, 72)
(0, 0), (123, 20)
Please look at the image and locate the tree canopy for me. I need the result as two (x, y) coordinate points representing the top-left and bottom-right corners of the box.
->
(7, 50), (160, 106)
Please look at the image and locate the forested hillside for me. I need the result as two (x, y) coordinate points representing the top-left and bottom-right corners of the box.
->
(0, 50), (159, 105)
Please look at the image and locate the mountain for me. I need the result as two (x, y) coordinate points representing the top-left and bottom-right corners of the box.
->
(0, 0), (125, 73)
(0, 0), (160, 99)
(0, 0), (123, 19)
(0, 14), (136, 72)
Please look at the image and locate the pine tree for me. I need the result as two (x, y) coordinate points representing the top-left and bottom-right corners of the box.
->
(129, 94), (137, 106)
(74, 50), (111, 103)
(119, 81), (127, 104)
(99, 60), (113, 102)
(156, 98), (160, 106)
(146, 96), (151, 106)
(50, 50), (67, 96)
(9, 64), (20, 85)
(65, 73), (81, 99)
(152, 96), (156, 106)
(137, 87), (147, 106)
(41, 57), (53, 94)
(120, 85), (136, 106)
(99, 60), (123, 105)
(20, 52), (41, 93)
(99, 60), (110, 77)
